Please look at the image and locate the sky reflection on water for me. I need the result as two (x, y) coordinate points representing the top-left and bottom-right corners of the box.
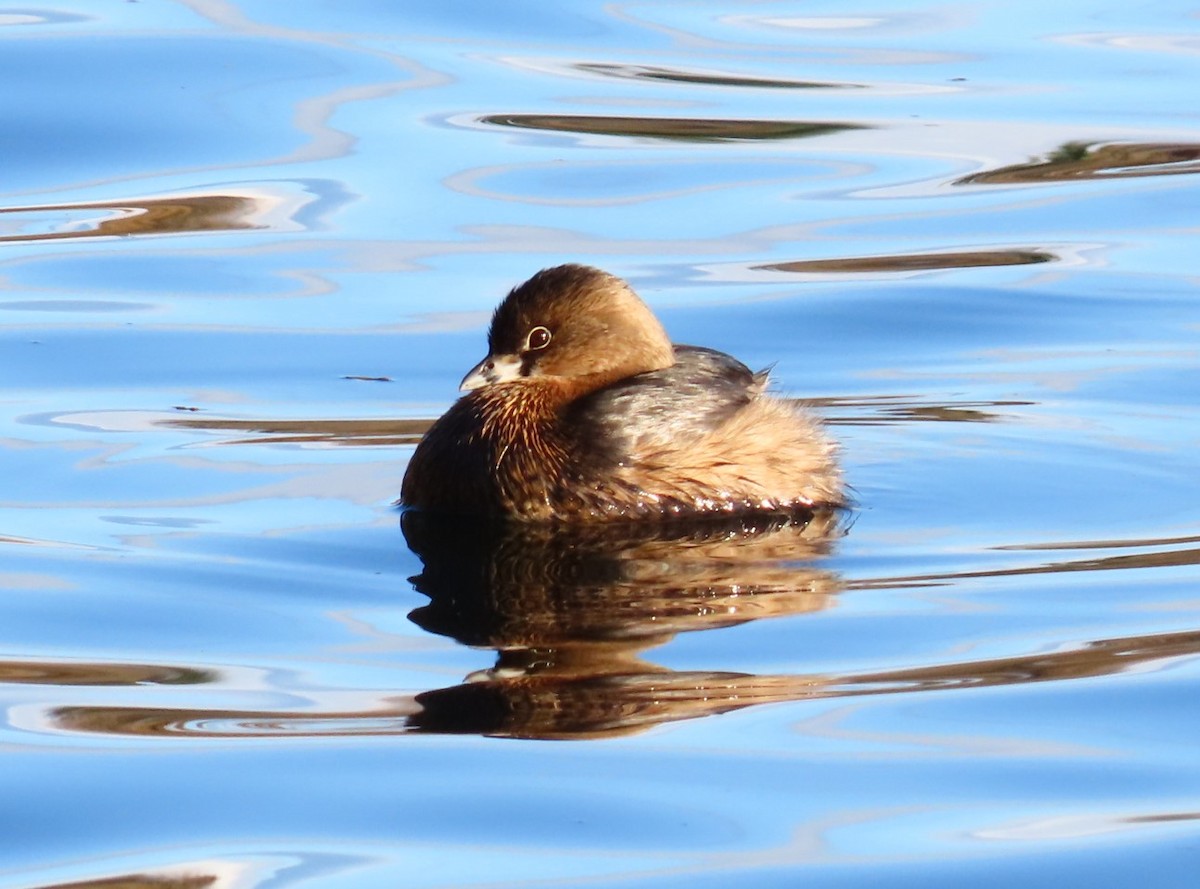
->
(2, 1), (1200, 888)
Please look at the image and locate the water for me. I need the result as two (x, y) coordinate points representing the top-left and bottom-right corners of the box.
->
(3, 1), (1199, 886)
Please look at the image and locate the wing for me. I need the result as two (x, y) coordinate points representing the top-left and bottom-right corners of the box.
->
(567, 345), (766, 463)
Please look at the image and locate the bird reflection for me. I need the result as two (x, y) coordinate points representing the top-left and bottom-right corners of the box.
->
(47, 511), (844, 741)
(45, 512), (1200, 741)
(402, 509), (844, 738)
(403, 509), (843, 648)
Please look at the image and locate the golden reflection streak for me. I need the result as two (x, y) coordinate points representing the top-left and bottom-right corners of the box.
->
(158, 395), (1031, 448)
(758, 249), (1055, 274)
(820, 396), (1034, 425)
(958, 141), (1200, 185)
(996, 532), (1200, 552)
(34, 875), (215, 889)
(574, 62), (860, 90)
(0, 661), (214, 686)
(164, 416), (429, 447)
(1125, 811), (1200, 825)
(481, 113), (866, 142)
(0, 195), (263, 242)
(851, 545), (1200, 590)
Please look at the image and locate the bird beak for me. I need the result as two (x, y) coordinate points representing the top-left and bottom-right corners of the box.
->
(459, 353), (522, 391)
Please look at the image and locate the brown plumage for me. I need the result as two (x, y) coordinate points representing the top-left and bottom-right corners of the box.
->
(401, 264), (843, 521)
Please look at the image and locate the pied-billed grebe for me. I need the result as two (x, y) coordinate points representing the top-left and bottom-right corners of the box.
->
(401, 264), (842, 521)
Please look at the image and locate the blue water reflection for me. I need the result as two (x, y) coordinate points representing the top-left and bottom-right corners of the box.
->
(2, 0), (1200, 887)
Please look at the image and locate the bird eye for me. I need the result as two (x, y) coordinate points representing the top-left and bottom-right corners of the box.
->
(525, 326), (552, 351)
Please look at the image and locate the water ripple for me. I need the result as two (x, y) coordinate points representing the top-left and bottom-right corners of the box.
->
(40, 629), (1198, 742)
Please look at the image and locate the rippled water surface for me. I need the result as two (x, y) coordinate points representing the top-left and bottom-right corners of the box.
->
(3, 2), (1200, 887)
